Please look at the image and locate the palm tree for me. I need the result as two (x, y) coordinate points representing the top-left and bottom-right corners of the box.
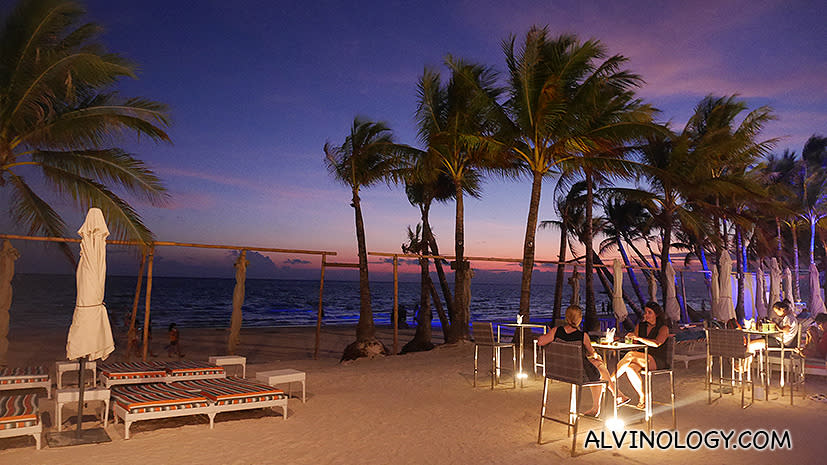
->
(400, 224), (436, 353)
(0, 0), (171, 257)
(499, 27), (657, 329)
(540, 180), (587, 320)
(414, 62), (500, 342)
(324, 117), (404, 360)
(599, 194), (648, 307)
(798, 136), (827, 266)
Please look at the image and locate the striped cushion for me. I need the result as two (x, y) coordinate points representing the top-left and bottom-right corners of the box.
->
(111, 383), (209, 414)
(99, 361), (166, 381)
(170, 377), (286, 406)
(164, 360), (225, 378)
(0, 366), (49, 385)
(805, 358), (827, 375)
(0, 394), (39, 430)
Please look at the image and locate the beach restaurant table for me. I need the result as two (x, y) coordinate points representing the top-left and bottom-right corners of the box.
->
(592, 341), (647, 423)
(55, 387), (109, 431)
(55, 360), (96, 389)
(497, 323), (547, 387)
(742, 328), (783, 401)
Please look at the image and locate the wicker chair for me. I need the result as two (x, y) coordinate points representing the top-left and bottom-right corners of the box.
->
(472, 322), (516, 389)
(766, 324), (806, 405)
(537, 341), (606, 456)
(706, 328), (754, 408)
(643, 335), (676, 430)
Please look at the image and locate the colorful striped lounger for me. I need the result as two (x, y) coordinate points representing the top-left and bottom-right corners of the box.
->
(111, 378), (287, 439)
(0, 394), (41, 449)
(110, 383), (213, 439)
(164, 360), (226, 381)
(98, 361), (167, 388)
(0, 366), (51, 399)
(171, 377), (287, 423)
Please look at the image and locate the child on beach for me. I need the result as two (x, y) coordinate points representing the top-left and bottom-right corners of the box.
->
(166, 323), (184, 357)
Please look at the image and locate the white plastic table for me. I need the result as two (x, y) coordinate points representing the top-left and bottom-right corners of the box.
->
(208, 355), (247, 378)
(56, 360), (96, 389)
(256, 369), (306, 403)
(55, 387), (109, 431)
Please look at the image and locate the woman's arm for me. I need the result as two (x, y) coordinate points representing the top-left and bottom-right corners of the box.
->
(632, 325), (669, 347)
(582, 332), (600, 360)
(537, 327), (556, 347)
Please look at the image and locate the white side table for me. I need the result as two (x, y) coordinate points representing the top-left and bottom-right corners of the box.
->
(55, 387), (109, 431)
(256, 369), (306, 403)
(56, 360), (97, 389)
(208, 355), (247, 378)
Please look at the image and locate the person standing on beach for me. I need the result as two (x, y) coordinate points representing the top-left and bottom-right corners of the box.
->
(166, 323), (184, 357)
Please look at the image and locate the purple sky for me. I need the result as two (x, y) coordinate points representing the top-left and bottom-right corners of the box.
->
(4, 0), (826, 281)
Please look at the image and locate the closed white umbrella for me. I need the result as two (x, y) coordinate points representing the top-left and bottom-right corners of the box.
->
(769, 258), (782, 305)
(664, 262), (680, 322)
(718, 253), (736, 321)
(0, 240), (20, 366)
(612, 259), (628, 323)
(755, 260), (768, 318)
(227, 250), (248, 354)
(783, 267), (794, 303)
(809, 263), (826, 316)
(646, 270), (658, 302)
(66, 208), (114, 361)
(55, 208), (113, 445)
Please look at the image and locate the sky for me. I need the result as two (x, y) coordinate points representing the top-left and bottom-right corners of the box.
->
(2, 0), (826, 282)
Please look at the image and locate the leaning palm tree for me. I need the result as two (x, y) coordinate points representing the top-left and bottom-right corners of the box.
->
(499, 27), (657, 329)
(540, 180), (586, 320)
(599, 194), (648, 307)
(415, 62), (500, 342)
(325, 117), (404, 360)
(0, 0), (171, 257)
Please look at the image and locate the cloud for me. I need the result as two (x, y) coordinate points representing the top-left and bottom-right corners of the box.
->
(284, 258), (311, 265)
(379, 257), (420, 266)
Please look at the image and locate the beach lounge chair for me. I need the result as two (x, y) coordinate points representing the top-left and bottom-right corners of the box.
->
(111, 377), (287, 439)
(110, 383), (214, 439)
(170, 377), (287, 424)
(0, 393), (41, 449)
(0, 366), (51, 399)
(98, 361), (167, 388)
(99, 360), (226, 387)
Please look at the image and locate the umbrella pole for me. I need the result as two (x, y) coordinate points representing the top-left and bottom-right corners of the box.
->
(76, 356), (86, 438)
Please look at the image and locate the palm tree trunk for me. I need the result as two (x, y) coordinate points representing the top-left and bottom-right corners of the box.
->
(810, 217), (817, 266)
(792, 222), (800, 301)
(519, 170), (544, 320)
(776, 217), (783, 258)
(660, 215), (673, 295)
(352, 188), (375, 342)
(422, 204), (454, 317)
(429, 280), (450, 341)
(617, 238), (645, 307)
(401, 256), (434, 353)
(735, 226), (745, 321)
(584, 173), (597, 331)
(449, 181), (468, 342)
(552, 225), (568, 320)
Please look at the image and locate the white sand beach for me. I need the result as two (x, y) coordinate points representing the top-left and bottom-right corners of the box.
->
(2, 325), (827, 464)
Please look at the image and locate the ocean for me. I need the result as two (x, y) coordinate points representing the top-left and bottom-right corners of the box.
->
(6, 271), (737, 332)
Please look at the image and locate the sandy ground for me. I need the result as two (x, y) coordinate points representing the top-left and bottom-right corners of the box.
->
(2, 324), (827, 464)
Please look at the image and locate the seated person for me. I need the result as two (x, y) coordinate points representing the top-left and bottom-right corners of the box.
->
(537, 305), (614, 416)
(805, 314), (827, 359)
(725, 318), (766, 354)
(770, 300), (800, 348)
(614, 301), (669, 409)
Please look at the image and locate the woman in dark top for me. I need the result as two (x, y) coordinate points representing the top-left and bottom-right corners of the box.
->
(614, 301), (669, 409)
(538, 305), (614, 416)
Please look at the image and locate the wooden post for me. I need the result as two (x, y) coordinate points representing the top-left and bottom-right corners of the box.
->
(393, 254), (398, 355)
(314, 254), (326, 360)
(142, 248), (154, 362)
(128, 252), (146, 360)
